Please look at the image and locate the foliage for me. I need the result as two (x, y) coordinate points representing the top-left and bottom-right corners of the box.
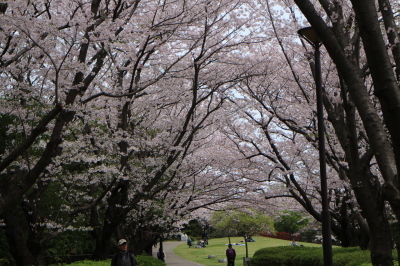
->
(210, 209), (274, 238)
(252, 246), (320, 266)
(46, 231), (95, 258)
(136, 255), (166, 266)
(251, 246), (399, 266)
(181, 219), (204, 238)
(274, 211), (310, 235)
(0, 231), (12, 265)
(391, 222), (400, 246)
(0, 230), (12, 266)
(51, 260), (110, 266)
(50, 255), (165, 266)
(299, 229), (318, 243)
(333, 248), (372, 266)
(0, 0), (267, 261)
(219, 0), (400, 264)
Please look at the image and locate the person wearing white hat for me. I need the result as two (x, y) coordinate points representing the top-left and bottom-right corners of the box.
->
(111, 239), (138, 266)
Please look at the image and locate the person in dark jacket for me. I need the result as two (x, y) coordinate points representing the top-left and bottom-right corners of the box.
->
(226, 244), (236, 266)
(111, 239), (139, 266)
(157, 248), (166, 262)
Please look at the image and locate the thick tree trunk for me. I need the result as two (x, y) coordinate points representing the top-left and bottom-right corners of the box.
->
(351, 0), (400, 173)
(368, 219), (393, 265)
(3, 210), (46, 266)
(339, 200), (360, 248)
(292, 1), (396, 265)
(92, 220), (116, 260)
(92, 180), (132, 259)
(130, 225), (156, 256)
(351, 170), (393, 265)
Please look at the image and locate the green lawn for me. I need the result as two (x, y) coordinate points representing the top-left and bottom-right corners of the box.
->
(174, 236), (323, 266)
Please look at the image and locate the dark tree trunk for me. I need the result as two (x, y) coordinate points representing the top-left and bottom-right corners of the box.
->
(130, 225), (157, 256)
(92, 179), (132, 259)
(339, 201), (354, 248)
(92, 218), (116, 260)
(292, 1), (397, 264)
(3, 210), (35, 266)
(351, 170), (393, 265)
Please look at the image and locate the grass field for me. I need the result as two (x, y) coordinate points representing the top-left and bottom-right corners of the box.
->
(174, 236), (323, 266)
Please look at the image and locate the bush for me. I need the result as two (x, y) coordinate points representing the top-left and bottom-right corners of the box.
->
(299, 229), (317, 243)
(0, 230), (13, 265)
(333, 248), (370, 266)
(291, 248), (323, 266)
(136, 255), (166, 266)
(55, 260), (110, 266)
(50, 255), (165, 266)
(46, 231), (96, 257)
(251, 246), (399, 266)
(252, 246), (319, 266)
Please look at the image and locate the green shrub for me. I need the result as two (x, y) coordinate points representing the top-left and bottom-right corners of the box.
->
(291, 247), (323, 266)
(51, 260), (110, 266)
(0, 230), (13, 265)
(252, 246), (318, 266)
(136, 255), (166, 266)
(299, 229), (318, 243)
(252, 246), (320, 266)
(333, 247), (370, 266)
(51, 255), (165, 266)
(251, 246), (400, 266)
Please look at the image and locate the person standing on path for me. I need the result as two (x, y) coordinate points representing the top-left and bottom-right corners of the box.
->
(157, 248), (166, 262)
(226, 244), (236, 266)
(111, 239), (139, 266)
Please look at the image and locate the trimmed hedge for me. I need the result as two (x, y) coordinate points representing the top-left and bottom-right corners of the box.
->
(333, 247), (370, 266)
(252, 246), (322, 266)
(251, 246), (399, 266)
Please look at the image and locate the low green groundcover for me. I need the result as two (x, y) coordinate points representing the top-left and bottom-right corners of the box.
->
(50, 255), (165, 266)
(251, 246), (398, 266)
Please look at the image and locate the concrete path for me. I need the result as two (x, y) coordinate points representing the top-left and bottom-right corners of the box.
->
(153, 241), (204, 266)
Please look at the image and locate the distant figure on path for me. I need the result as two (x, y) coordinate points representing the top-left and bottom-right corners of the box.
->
(157, 248), (166, 262)
(111, 239), (139, 266)
(226, 244), (236, 266)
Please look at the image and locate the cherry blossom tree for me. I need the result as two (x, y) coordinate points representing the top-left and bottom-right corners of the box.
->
(289, 0), (400, 264)
(0, 0), (269, 262)
(3, 1), (399, 265)
(217, 0), (400, 265)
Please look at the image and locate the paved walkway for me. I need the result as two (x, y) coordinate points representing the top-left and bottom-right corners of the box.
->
(152, 241), (204, 266)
